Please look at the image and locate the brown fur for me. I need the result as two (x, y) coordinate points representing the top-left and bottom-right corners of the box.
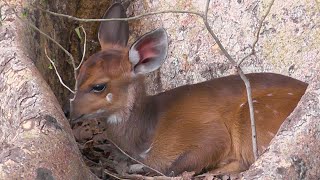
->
(71, 46), (308, 176)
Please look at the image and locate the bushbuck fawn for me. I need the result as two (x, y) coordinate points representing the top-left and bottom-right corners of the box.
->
(70, 3), (307, 176)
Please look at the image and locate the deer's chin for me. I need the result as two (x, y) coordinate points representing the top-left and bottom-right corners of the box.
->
(107, 113), (123, 124)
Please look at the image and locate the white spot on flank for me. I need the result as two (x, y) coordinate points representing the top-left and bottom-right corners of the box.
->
(265, 104), (271, 109)
(267, 131), (275, 137)
(139, 145), (153, 159)
(258, 146), (267, 155)
(240, 102), (245, 107)
(107, 114), (122, 124)
(253, 99), (258, 103)
(255, 110), (259, 113)
(267, 93), (273, 96)
(288, 92), (294, 95)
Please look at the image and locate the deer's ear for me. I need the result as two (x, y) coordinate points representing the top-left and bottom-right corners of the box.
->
(129, 28), (168, 75)
(98, 3), (129, 49)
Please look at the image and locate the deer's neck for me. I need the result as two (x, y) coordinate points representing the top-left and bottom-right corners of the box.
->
(104, 76), (159, 159)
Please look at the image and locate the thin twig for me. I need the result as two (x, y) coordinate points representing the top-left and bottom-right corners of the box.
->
(103, 169), (122, 180)
(44, 48), (75, 94)
(76, 26), (87, 70)
(106, 138), (166, 177)
(238, 52), (253, 66)
(202, 0), (258, 160)
(238, 0), (275, 66)
(238, 73), (257, 160)
(33, 5), (204, 21)
(202, 1), (235, 65)
(123, 174), (179, 180)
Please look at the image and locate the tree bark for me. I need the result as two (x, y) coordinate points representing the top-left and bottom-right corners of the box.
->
(0, 2), (97, 179)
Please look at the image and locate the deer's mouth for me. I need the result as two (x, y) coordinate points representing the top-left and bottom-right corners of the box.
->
(70, 114), (85, 124)
(70, 109), (108, 124)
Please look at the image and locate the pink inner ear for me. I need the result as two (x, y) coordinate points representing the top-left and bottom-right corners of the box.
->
(136, 38), (159, 64)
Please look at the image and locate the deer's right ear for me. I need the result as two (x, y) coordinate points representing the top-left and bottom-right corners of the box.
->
(129, 28), (168, 75)
(98, 3), (129, 49)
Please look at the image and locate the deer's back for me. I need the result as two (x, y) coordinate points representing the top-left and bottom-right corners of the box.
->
(145, 73), (307, 174)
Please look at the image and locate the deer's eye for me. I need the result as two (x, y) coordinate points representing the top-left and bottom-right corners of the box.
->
(91, 84), (106, 93)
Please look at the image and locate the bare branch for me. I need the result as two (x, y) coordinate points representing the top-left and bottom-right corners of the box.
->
(33, 5), (204, 22)
(238, 0), (275, 66)
(203, 1), (236, 65)
(106, 138), (166, 177)
(44, 48), (75, 94)
(122, 174), (179, 180)
(69, 26), (87, 115)
(202, 0), (258, 160)
(103, 169), (121, 180)
(76, 26), (87, 70)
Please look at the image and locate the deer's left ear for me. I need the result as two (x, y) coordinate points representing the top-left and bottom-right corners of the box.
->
(129, 28), (168, 75)
(98, 3), (129, 49)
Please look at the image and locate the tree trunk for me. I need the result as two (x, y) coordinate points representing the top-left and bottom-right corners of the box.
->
(0, 1), (97, 179)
